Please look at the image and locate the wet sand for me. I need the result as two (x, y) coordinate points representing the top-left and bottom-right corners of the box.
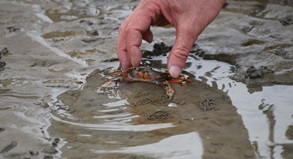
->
(0, 0), (293, 159)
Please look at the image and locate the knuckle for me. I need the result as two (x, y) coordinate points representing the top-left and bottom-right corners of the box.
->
(173, 47), (190, 60)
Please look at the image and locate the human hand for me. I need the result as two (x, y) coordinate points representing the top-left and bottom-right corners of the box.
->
(117, 0), (226, 78)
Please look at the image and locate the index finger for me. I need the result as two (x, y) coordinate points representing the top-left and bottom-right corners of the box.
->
(117, 17), (132, 70)
(117, 5), (157, 69)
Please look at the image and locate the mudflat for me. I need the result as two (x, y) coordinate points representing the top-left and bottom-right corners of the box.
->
(0, 0), (292, 159)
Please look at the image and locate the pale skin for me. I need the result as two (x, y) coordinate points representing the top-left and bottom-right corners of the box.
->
(117, 0), (226, 78)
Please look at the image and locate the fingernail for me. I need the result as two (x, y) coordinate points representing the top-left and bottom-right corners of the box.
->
(169, 65), (181, 78)
(131, 61), (135, 67)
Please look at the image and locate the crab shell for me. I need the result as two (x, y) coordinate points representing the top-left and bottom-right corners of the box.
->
(121, 66), (176, 99)
(100, 66), (191, 100)
(126, 66), (171, 82)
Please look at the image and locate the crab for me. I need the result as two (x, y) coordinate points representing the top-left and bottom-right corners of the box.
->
(98, 65), (192, 100)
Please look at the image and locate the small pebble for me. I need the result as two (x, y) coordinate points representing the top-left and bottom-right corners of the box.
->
(167, 103), (177, 107)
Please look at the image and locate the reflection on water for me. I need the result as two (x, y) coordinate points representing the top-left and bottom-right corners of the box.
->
(184, 56), (293, 159)
(49, 57), (255, 158)
(91, 132), (203, 159)
(145, 51), (293, 158)
(48, 53), (292, 158)
(51, 112), (174, 132)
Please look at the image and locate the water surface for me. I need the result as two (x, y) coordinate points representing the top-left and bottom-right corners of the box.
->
(0, 0), (292, 159)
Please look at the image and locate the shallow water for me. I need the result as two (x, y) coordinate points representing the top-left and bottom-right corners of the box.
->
(0, 0), (292, 159)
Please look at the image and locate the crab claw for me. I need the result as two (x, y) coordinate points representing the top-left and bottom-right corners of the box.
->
(163, 81), (174, 100)
(97, 77), (122, 93)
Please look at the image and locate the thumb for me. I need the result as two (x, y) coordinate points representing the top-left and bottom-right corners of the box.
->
(168, 26), (199, 78)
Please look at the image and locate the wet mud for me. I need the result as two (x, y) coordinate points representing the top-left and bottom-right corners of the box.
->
(0, 0), (293, 159)
(0, 47), (9, 71)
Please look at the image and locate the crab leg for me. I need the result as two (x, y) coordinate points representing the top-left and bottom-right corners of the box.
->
(168, 77), (192, 86)
(97, 77), (122, 93)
